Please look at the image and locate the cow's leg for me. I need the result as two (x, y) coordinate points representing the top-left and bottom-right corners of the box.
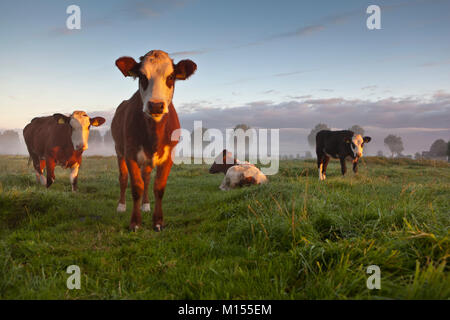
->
(322, 156), (330, 180)
(31, 155), (46, 186)
(70, 163), (79, 192)
(126, 159), (144, 231)
(45, 157), (56, 188)
(141, 165), (152, 212)
(317, 155), (325, 181)
(117, 156), (128, 212)
(152, 160), (173, 231)
(339, 157), (347, 176)
(352, 160), (358, 174)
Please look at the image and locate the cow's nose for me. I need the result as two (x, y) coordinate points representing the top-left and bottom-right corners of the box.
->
(148, 102), (164, 114)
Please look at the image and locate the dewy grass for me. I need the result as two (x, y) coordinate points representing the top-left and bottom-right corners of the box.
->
(0, 156), (448, 299)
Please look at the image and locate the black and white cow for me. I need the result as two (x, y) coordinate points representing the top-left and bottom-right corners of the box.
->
(316, 130), (371, 180)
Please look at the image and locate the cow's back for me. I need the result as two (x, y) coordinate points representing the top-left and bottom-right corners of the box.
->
(23, 116), (55, 156)
(23, 116), (71, 157)
(317, 130), (353, 149)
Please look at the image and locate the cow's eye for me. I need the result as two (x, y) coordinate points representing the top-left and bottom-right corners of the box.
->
(139, 75), (149, 90)
(166, 74), (175, 88)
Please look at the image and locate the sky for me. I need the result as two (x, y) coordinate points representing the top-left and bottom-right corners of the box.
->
(0, 0), (449, 155)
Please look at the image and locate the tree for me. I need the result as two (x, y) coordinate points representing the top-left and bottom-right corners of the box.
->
(348, 125), (365, 136)
(414, 152), (421, 160)
(307, 123), (330, 147)
(447, 141), (450, 161)
(0, 130), (21, 154)
(89, 130), (103, 144)
(191, 127), (210, 156)
(429, 139), (447, 157)
(377, 150), (384, 157)
(229, 124), (254, 159)
(384, 134), (404, 157)
(304, 151), (313, 159)
(103, 129), (113, 145)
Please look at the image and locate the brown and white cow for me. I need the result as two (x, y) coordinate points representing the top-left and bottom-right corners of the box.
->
(209, 149), (268, 190)
(23, 111), (106, 191)
(111, 50), (197, 232)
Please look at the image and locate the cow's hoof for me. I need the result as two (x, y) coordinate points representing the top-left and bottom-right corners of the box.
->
(130, 224), (139, 232)
(153, 224), (164, 232)
(117, 203), (126, 212)
(141, 203), (151, 212)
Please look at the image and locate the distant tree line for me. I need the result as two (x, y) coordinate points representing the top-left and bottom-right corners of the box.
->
(0, 130), (21, 154)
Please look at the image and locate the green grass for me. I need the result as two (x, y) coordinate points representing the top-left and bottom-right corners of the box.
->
(0, 155), (448, 299)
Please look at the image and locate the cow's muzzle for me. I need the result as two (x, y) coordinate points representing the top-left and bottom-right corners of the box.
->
(147, 101), (164, 115)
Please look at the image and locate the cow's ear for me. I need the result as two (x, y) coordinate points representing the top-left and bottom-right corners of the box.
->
(115, 57), (140, 78)
(175, 60), (197, 80)
(90, 117), (106, 127)
(363, 136), (372, 143)
(53, 113), (70, 124)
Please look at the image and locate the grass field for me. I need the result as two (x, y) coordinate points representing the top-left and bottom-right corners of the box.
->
(0, 155), (448, 299)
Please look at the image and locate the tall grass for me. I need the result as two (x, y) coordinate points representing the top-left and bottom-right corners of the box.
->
(0, 156), (448, 299)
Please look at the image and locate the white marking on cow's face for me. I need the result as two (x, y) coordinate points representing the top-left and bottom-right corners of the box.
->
(70, 111), (91, 151)
(351, 134), (365, 158)
(138, 51), (175, 122)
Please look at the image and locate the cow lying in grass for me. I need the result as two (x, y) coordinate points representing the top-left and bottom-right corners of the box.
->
(209, 150), (267, 190)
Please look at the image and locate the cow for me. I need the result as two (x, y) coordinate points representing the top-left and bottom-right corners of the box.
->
(316, 130), (371, 180)
(23, 111), (106, 191)
(209, 149), (267, 190)
(111, 50), (197, 232)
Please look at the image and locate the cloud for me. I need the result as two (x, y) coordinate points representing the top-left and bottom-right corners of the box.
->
(419, 58), (450, 67)
(177, 92), (450, 131)
(265, 24), (326, 41)
(48, 0), (189, 36)
(175, 92), (450, 154)
(170, 49), (210, 57)
(124, 0), (189, 19)
(273, 69), (314, 77)
(362, 85), (378, 90)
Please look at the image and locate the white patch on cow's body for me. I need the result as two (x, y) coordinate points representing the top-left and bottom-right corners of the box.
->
(70, 111), (91, 151)
(137, 147), (149, 166)
(220, 164), (267, 190)
(153, 145), (170, 166)
(117, 203), (126, 212)
(139, 51), (175, 121)
(351, 134), (364, 158)
(141, 203), (151, 212)
(137, 145), (170, 167)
